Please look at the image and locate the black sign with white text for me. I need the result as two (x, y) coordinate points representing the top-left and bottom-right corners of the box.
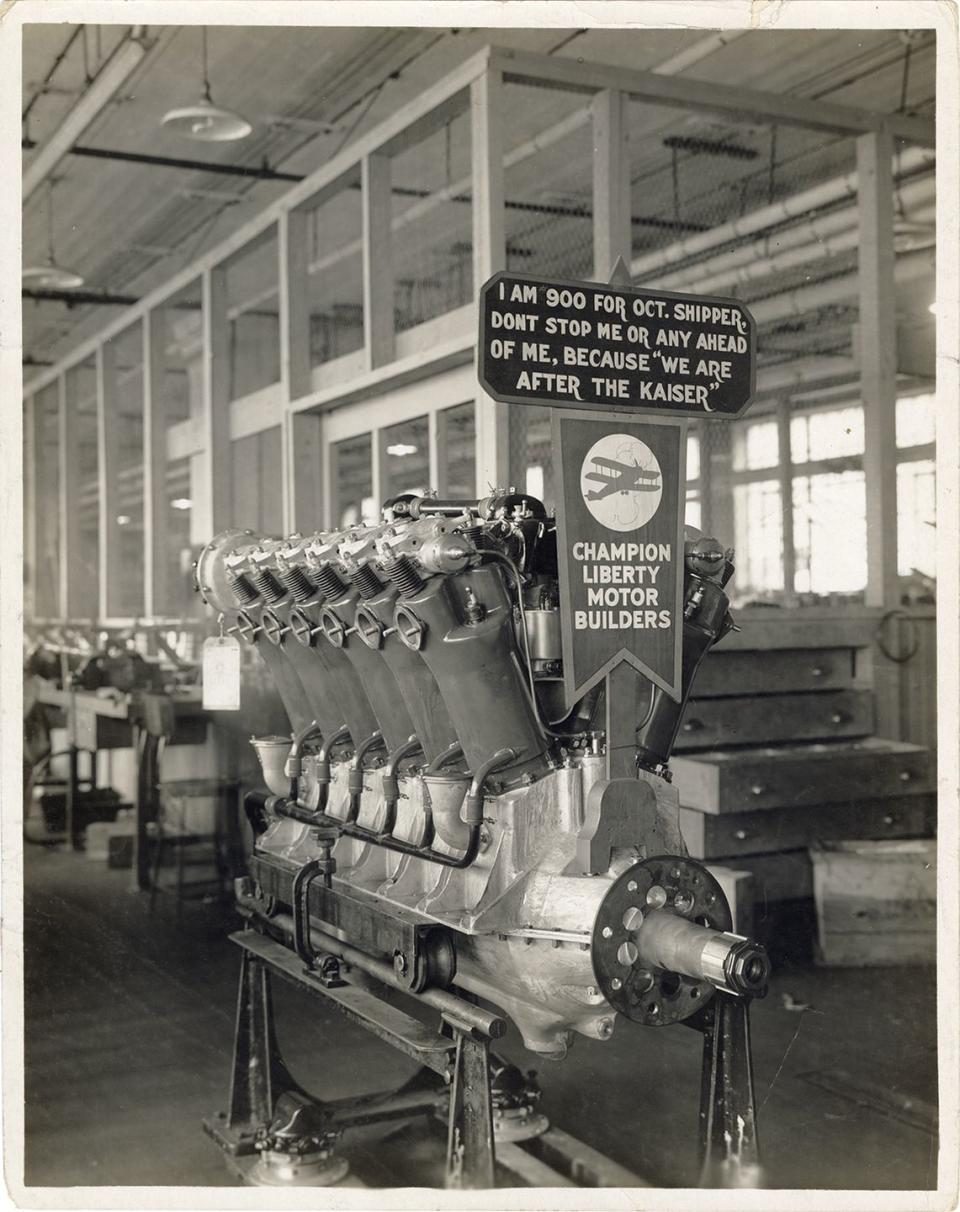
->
(479, 271), (756, 418)
(553, 410), (686, 705)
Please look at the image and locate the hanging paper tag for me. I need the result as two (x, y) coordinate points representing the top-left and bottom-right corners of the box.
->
(202, 635), (241, 710)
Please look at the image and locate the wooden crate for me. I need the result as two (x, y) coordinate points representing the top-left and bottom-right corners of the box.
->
(810, 839), (936, 966)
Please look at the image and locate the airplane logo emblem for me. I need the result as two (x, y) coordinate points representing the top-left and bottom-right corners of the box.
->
(584, 456), (662, 501)
(580, 434), (663, 532)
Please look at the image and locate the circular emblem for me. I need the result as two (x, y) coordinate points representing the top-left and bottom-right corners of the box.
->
(580, 433), (662, 532)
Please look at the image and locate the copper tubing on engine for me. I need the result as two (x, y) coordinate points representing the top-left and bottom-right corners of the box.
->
(424, 741), (464, 774)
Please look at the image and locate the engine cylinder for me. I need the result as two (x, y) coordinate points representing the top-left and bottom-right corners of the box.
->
(393, 566), (551, 783)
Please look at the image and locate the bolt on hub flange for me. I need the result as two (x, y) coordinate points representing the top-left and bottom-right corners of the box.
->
(591, 855), (769, 1026)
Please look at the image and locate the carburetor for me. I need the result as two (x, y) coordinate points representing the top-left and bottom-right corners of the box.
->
(195, 492), (769, 1058)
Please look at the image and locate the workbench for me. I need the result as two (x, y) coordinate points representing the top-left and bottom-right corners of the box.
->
(34, 682), (209, 888)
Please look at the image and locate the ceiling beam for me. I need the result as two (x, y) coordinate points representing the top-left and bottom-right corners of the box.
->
(24, 287), (139, 307)
(23, 28), (151, 202)
(490, 47), (936, 147)
(69, 145), (303, 182)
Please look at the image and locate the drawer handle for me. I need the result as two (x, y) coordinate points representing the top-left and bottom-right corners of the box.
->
(830, 711), (849, 725)
(682, 718), (704, 733)
(899, 770), (913, 782)
(811, 666), (826, 678)
(883, 814), (899, 826)
(750, 784), (767, 797)
(734, 828), (749, 841)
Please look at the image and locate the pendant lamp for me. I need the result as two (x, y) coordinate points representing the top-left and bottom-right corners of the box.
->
(161, 27), (252, 142)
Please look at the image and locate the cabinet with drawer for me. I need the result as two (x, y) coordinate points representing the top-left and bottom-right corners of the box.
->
(675, 689), (874, 751)
(680, 794), (936, 860)
(691, 647), (857, 697)
(675, 613), (935, 915)
(672, 738), (933, 815)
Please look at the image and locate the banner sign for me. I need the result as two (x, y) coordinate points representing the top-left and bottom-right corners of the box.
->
(479, 270), (756, 418)
(553, 410), (686, 705)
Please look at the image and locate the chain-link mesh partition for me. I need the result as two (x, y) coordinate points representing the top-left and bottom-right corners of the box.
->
(439, 401), (476, 497)
(504, 82), (595, 504)
(225, 228), (280, 400)
(305, 170), (364, 371)
(391, 104), (474, 334)
(498, 76), (934, 604)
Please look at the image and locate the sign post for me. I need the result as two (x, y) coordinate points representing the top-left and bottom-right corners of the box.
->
(478, 262), (756, 780)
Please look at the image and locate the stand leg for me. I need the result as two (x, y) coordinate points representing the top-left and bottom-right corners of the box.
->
(445, 1031), (495, 1189)
(227, 949), (297, 1132)
(66, 744), (80, 850)
(698, 993), (763, 1188)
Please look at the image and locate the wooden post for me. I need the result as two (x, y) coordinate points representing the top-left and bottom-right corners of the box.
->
(605, 663), (651, 780)
(695, 421), (713, 536)
(96, 342), (120, 618)
(776, 399), (796, 603)
(143, 310), (168, 616)
(372, 427), (385, 510)
(431, 408), (447, 495)
(857, 130), (899, 608)
(58, 373), (82, 619)
(592, 89), (632, 277)
(201, 265), (233, 537)
(471, 68), (509, 493)
(362, 153), (395, 370)
(24, 396), (37, 620)
(279, 210), (320, 533)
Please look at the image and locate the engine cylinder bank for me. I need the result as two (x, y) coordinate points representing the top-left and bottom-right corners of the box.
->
(197, 497), (766, 1054)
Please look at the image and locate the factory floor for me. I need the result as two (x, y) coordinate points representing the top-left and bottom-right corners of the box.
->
(19, 846), (938, 1192)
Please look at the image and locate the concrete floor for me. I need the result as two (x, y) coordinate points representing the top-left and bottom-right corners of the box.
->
(21, 846), (938, 1190)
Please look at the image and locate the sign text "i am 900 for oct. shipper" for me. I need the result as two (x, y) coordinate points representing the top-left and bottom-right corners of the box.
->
(479, 271), (756, 418)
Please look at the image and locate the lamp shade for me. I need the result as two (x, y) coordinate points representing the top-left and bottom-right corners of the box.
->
(23, 260), (85, 290)
(161, 98), (252, 142)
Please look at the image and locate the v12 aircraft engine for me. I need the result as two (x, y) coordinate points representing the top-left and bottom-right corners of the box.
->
(196, 493), (768, 1057)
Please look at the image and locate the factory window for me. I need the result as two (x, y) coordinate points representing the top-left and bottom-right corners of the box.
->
(439, 402), (476, 497)
(382, 416), (430, 501)
(391, 102), (474, 335)
(31, 383), (61, 618)
(790, 405), (864, 462)
(733, 479), (784, 597)
(305, 174), (364, 373)
(164, 457), (196, 619)
(105, 323), (145, 618)
(793, 470), (867, 595)
(733, 418), (779, 471)
(685, 429), (702, 530)
(230, 428), (283, 535)
(730, 418), (783, 598)
(65, 358), (99, 618)
(155, 279), (203, 429)
(333, 434), (374, 529)
(896, 392), (936, 580)
(225, 227), (280, 400)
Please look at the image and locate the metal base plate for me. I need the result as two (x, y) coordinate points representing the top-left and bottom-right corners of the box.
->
(247, 1149), (350, 1187)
